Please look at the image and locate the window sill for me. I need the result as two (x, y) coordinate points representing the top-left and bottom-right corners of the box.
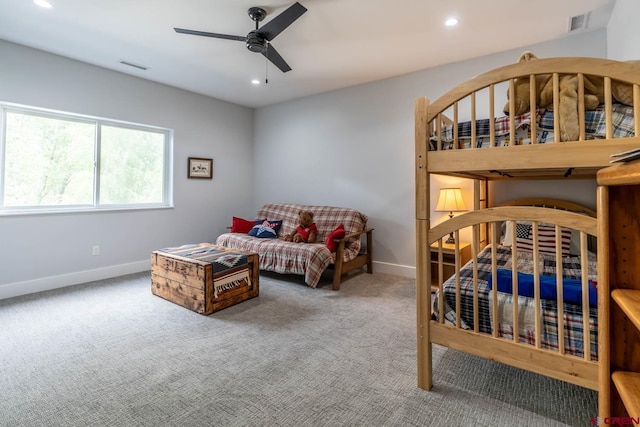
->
(0, 204), (174, 217)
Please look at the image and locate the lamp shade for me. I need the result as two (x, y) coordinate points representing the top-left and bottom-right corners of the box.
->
(435, 188), (466, 212)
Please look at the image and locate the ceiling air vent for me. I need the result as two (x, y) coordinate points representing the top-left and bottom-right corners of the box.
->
(119, 60), (148, 71)
(569, 12), (590, 32)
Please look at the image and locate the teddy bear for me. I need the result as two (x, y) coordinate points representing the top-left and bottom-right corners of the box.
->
(283, 210), (318, 243)
(503, 51), (638, 141)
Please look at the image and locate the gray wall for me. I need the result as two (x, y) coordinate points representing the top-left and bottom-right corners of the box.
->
(254, 29), (608, 277)
(607, 0), (640, 60)
(0, 23), (616, 297)
(0, 40), (255, 298)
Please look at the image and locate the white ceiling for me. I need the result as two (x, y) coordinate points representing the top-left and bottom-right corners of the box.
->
(1, 0), (615, 108)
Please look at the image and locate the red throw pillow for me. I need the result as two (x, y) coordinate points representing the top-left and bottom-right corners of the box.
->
(231, 217), (258, 233)
(325, 224), (346, 252)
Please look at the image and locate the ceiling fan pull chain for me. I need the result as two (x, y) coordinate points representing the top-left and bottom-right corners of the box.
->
(265, 50), (269, 84)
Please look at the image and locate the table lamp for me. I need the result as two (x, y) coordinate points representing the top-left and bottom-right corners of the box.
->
(435, 187), (467, 244)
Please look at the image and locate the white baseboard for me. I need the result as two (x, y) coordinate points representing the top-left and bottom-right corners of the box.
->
(1, 260), (415, 300)
(0, 261), (149, 300)
(372, 261), (415, 279)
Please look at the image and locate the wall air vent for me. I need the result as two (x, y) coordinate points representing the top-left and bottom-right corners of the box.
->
(119, 60), (149, 71)
(569, 12), (590, 32)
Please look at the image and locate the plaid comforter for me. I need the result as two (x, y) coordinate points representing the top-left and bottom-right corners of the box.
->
(430, 104), (635, 149)
(216, 203), (368, 288)
(433, 245), (598, 359)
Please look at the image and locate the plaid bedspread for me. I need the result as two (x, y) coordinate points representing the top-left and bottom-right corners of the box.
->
(430, 104), (635, 150)
(216, 203), (368, 288)
(433, 245), (598, 359)
(539, 104), (635, 138)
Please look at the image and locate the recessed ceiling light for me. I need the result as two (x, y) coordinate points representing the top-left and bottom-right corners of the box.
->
(251, 79), (260, 85)
(34, 0), (52, 8)
(445, 17), (458, 27)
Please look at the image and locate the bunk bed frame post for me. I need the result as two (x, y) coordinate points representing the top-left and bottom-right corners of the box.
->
(597, 185), (611, 418)
(474, 179), (489, 246)
(415, 97), (432, 390)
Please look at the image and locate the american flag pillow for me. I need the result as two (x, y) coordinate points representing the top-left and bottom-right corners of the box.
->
(248, 219), (283, 239)
(515, 222), (571, 257)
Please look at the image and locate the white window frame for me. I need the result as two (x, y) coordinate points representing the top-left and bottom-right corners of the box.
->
(0, 102), (173, 215)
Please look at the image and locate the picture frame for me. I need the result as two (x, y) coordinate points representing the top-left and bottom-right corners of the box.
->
(188, 157), (213, 179)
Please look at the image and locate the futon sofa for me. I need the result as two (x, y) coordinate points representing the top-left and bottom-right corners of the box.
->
(215, 203), (373, 290)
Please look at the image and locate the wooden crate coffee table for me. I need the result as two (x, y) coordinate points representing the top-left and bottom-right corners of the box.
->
(151, 243), (259, 315)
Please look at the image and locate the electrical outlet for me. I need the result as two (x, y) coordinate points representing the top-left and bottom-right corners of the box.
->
(92, 245), (100, 256)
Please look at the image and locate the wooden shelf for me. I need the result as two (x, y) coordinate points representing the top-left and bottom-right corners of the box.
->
(611, 371), (640, 418)
(598, 158), (640, 419)
(597, 158), (640, 186)
(611, 289), (640, 332)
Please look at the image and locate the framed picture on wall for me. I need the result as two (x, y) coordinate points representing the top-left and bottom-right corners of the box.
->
(188, 157), (213, 179)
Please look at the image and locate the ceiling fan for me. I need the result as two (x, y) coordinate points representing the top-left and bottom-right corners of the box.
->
(174, 2), (307, 73)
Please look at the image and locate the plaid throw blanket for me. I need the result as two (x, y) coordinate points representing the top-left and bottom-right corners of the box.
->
(158, 243), (251, 298)
(215, 235), (333, 288)
(430, 104), (635, 150)
(158, 243), (248, 272)
(433, 245), (598, 359)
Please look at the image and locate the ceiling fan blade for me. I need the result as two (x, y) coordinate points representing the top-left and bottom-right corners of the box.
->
(256, 2), (307, 41)
(174, 28), (246, 42)
(262, 44), (292, 73)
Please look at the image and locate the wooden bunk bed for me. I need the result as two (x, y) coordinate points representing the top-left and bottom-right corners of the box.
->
(414, 56), (640, 394)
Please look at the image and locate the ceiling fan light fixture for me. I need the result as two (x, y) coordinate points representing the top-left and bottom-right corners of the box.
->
(34, 0), (53, 8)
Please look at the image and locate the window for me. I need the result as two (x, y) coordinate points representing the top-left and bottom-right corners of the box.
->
(0, 103), (173, 214)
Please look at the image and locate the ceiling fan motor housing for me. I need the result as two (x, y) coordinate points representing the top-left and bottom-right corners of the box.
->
(246, 31), (267, 53)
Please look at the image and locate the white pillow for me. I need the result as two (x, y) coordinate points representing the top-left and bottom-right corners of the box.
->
(502, 220), (513, 247)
